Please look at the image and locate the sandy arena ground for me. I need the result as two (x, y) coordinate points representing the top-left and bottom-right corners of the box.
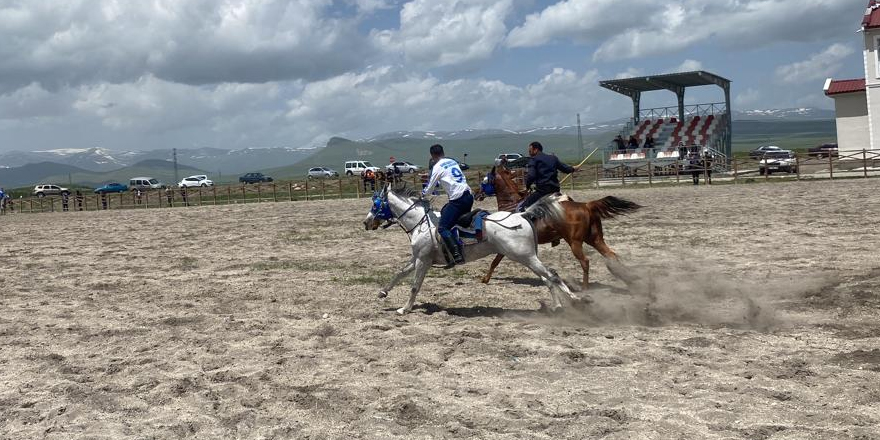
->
(1, 179), (879, 439)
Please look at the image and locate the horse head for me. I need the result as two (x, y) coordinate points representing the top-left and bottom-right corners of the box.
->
(493, 165), (528, 211)
(363, 184), (392, 230)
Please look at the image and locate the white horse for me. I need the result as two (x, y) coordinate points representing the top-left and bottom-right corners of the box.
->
(363, 182), (586, 314)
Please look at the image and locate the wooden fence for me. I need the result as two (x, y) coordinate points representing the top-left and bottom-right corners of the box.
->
(596, 149), (880, 186)
(3, 150), (876, 216)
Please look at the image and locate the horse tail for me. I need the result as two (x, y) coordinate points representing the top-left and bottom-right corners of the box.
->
(522, 193), (566, 223)
(585, 196), (642, 220)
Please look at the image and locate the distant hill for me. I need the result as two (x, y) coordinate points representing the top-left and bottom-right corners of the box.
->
(0, 107), (839, 181)
(0, 159), (206, 188)
(0, 162), (92, 188)
(259, 132), (613, 179)
(0, 146), (314, 174)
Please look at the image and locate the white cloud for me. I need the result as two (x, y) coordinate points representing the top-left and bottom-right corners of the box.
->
(508, 0), (857, 61)
(673, 59), (703, 73)
(614, 68), (644, 80)
(734, 88), (761, 107)
(375, 0), (514, 68)
(0, 0), (373, 94)
(286, 65), (607, 144)
(775, 44), (855, 84)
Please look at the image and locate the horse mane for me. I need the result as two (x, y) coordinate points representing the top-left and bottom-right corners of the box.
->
(389, 181), (421, 199)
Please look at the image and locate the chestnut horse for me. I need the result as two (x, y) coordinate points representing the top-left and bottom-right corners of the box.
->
(482, 165), (641, 288)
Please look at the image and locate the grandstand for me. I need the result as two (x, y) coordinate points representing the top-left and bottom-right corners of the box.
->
(598, 71), (732, 178)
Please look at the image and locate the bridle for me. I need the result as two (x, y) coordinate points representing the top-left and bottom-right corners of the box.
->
(371, 190), (431, 235)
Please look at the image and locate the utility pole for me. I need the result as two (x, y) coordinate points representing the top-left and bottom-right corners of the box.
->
(576, 113), (584, 159)
(173, 148), (179, 184)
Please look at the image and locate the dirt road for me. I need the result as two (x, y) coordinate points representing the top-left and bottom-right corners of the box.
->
(1, 179), (878, 439)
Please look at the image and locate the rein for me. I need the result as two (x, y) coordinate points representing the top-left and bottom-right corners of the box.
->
(385, 195), (430, 235)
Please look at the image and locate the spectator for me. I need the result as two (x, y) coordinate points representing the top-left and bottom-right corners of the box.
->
(613, 135), (626, 150)
(689, 153), (702, 185)
(179, 187), (188, 206)
(627, 135), (639, 149)
(643, 135), (655, 149)
(101, 193), (108, 210)
(0, 187), (6, 213)
(135, 189), (143, 205)
(362, 169), (376, 191)
(61, 192), (70, 212)
(703, 151), (713, 185)
(165, 187), (173, 206)
(75, 190), (84, 211)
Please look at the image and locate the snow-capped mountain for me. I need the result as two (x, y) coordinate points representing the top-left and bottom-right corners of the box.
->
(0, 146), (316, 173)
(733, 107), (836, 120)
(360, 122), (624, 142)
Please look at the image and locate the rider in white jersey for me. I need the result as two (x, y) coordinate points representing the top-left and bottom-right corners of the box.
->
(423, 144), (473, 266)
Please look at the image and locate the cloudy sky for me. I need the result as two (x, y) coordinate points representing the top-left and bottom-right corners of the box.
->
(0, 0), (868, 152)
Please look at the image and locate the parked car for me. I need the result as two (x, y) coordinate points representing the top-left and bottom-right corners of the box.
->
(450, 158), (470, 171)
(239, 172), (273, 184)
(178, 175), (214, 188)
(129, 177), (164, 191)
(344, 160), (380, 176)
(33, 184), (70, 197)
(758, 150), (798, 175)
(505, 156), (530, 169)
(94, 182), (128, 194)
(307, 167), (339, 179)
(749, 145), (784, 158)
(385, 161), (419, 173)
(808, 143), (838, 158)
(494, 153), (524, 166)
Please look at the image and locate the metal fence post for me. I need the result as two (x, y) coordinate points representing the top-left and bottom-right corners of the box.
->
(732, 158), (738, 184)
(829, 152), (834, 180)
(795, 154), (801, 180)
(647, 160), (653, 187)
(864, 149), (869, 178)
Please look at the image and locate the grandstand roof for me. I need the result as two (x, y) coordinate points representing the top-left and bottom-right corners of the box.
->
(824, 78), (866, 96)
(599, 71), (730, 96)
(863, 1), (880, 29)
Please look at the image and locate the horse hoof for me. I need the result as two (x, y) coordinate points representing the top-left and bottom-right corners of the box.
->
(378, 290), (388, 299)
(396, 307), (408, 315)
(479, 278), (490, 284)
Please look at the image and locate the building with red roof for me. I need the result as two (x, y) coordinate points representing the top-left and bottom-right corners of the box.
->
(825, 1), (880, 153)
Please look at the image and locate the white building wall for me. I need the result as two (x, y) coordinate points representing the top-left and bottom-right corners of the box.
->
(865, 31), (879, 85)
(833, 92), (870, 154)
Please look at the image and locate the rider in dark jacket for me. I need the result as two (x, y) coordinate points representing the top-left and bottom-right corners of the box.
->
(519, 141), (578, 210)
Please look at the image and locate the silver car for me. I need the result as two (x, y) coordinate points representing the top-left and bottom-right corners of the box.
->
(385, 161), (419, 173)
(308, 167), (339, 178)
(33, 184), (70, 197)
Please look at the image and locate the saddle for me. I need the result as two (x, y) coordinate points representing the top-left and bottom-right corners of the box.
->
(451, 209), (489, 242)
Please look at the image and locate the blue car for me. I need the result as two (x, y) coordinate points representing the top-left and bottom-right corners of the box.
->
(94, 182), (128, 194)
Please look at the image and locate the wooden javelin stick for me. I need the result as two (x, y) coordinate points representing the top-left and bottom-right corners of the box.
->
(559, 146), (600, 185)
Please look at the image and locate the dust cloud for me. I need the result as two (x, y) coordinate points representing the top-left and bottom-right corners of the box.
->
(556, 256), (838, 330)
